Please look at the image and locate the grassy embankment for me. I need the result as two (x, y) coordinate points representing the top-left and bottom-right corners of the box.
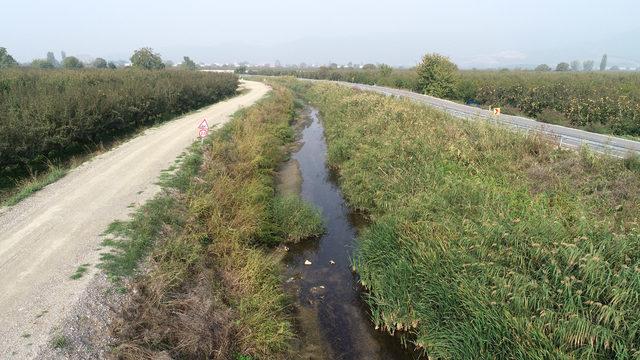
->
(0, 69), (238, 205)
(250, 68), (640, 137)
(286, 79), (640, 359)
(100, 85), (322, 359)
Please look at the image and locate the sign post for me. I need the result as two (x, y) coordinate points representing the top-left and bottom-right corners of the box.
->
(197, 119), (209, 144)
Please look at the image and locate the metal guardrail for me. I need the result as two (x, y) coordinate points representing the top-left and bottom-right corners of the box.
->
(303, 79), (640, 158)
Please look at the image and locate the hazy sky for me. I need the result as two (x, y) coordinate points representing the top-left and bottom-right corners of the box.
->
(2, 0), (639, 67)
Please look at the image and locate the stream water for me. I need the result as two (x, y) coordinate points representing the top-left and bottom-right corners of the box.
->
(283, 108), (417, 360)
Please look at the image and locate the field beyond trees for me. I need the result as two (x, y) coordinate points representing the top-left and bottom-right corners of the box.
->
(0, 69), (238, 196)
(284, 79), (640, 359)
(249, 68), (640, 137)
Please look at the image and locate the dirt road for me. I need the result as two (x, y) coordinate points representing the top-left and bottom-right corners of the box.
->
(0, 80), (270, 358)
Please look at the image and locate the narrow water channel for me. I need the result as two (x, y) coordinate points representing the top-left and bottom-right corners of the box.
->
(283, 108), (417, 360)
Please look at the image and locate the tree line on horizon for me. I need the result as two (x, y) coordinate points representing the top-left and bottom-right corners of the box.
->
(2, 45), (633, 73)
(0, 47), (200, 71)
(535, 54), (615, 72)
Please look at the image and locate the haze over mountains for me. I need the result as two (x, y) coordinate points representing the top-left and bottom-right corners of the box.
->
(3, 0), (639, 69)
(23, 27), (640, 70)
(149, 28), (640, 69)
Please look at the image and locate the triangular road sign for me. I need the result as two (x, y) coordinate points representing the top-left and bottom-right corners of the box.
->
(198, 119), (209, 130)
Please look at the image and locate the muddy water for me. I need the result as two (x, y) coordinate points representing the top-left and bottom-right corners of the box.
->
(283, 108), (417, 360)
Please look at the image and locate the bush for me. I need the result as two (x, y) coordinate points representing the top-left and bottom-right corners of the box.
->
(93, 58), (107, 69)
(378, 64), (393, 77)
(62, 56), (84, 69)
(0, 47), (18, 68)
(0, 69), (238, 190)
(31, 59), (54, 69)
(130, 47), (165, 70)
(534, 64), (551, 71)
(416, 53), (459, 98)
(180, 56), (198, 70)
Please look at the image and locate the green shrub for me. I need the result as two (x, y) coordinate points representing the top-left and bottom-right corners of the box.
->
(93, 58), (108, 69)
(130, 47), (165, 70)
(416, 53), (459, 98)
(61, 56), (84, 69)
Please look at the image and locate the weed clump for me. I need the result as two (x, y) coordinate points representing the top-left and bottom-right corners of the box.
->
(70, 264), (90, 280)
(51, 334), (68, 349)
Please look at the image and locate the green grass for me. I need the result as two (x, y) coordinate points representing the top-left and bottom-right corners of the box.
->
(288, 79), (640, 359)
(2, 165), (66, 206)
(70, 264), (91, 280)
(269, 195), (324, 243)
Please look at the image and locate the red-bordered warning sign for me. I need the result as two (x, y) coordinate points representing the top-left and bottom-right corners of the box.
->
(197, 119), (209, 138)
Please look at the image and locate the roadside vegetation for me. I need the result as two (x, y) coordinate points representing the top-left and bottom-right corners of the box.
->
(2, 165), (67, 206)
(105, 85), (323, 359)
(0, 69), (238, 202)
(280, 78), (640, 359)
(248, 58), (640, 137)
